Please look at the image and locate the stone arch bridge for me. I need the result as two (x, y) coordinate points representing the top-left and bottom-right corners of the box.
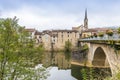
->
(79, 41), (120, 75)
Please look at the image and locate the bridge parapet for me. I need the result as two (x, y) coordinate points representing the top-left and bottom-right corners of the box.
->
(79, 34), (120, 41)
(79, 38), (120, 50)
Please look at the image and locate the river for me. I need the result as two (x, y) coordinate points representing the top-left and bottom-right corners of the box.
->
(41, 52), (111, 80)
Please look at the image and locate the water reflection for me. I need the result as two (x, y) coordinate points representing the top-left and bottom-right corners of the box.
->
(71, 65), (111, 80)
(42, 52), (111, 80)
(42, 52), (75, 80)
(42, 52), (71, 69)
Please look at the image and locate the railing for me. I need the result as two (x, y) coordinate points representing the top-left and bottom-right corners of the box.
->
(80, 34), (120, 41)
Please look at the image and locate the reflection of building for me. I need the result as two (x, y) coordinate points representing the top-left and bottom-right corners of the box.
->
(42, 52), (71, 69)
(53, 53), (71, 69)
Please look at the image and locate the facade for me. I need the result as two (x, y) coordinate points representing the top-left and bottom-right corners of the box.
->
(34, 31), (42, 44)
(25, 28), (36, 39)
(30, 9), (89, 51)
(41, 33), (52, 51)
(51, 30), (79, 50)
(35, 30), (79, 51)
(81, 29), (97, 38)
(72, 25), (84, 34)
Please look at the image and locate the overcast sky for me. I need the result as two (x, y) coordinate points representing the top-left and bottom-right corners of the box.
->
(0, 0), (120, 30)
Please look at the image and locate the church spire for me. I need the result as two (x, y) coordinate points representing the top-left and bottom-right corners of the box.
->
(85, 8), (87, 19)
(84, 8), (88, 30)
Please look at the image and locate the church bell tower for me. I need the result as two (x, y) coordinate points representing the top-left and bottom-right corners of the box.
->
(84, 9), (88, 30)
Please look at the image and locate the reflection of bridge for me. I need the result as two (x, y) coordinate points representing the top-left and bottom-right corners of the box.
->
(78, 38), (120, 75)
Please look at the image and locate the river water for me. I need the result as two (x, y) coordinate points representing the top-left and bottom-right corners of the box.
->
(41, 52), (111, 80)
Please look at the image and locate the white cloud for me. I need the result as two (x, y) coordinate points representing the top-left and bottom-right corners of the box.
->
(1, 5), (84, 31)
(1, 4), (120, 31)
(89, 13), (120, 28)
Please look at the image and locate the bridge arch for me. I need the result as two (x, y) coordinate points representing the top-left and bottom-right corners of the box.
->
(92, 47), (110, 67)
(80, 42), (119, 75)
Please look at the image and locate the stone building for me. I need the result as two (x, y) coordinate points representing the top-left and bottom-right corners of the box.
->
(34, 31), (42, 44)
(41, 32), (52, 51)
(51, 30), (79, 51)
(33, 9), (89, 51)
(81, 29), (97, 38)
(25, 28), (36, 39)
(33, 29), (79, 51)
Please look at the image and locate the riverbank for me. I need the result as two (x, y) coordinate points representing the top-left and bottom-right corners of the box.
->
(71, 61), (110, 68)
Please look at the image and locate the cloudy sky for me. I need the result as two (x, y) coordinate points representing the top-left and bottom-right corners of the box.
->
(0, 0), (120, 30)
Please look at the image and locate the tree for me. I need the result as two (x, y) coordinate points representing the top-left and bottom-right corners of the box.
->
(117, 27), (120, 34)
(106, 29), (113, 38)
(64, 40), (72, 52)
(117, 27), (120, 38)
(98, 32), (104, 38)
(93, 33), (97, 38)
(0, 17), (48, 80)
(81, 44), (89, 52)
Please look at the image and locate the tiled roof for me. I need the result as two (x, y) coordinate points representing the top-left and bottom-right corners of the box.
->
(83, 28), (109, 32)
(52, 30), (78, 32)
(35, 31), (42, 35)
(83, 29), (97, 32)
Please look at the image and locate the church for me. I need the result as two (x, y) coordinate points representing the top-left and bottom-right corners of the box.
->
(72, 9), (88, 36)
(28, 9), (89, 51)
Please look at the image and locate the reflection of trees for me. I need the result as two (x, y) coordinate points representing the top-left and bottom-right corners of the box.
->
(64, 51), (71, 61)
(72, 44), (88, 65)
(71, 64), (112, 80)
(54, 52), (71, 69)
(64, 40), (72, 52)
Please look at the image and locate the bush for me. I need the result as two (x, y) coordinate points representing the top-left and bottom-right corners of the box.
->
(64, 40), (72, 52)
(98, 32), (104, 37)
(106, 29), (113, 36)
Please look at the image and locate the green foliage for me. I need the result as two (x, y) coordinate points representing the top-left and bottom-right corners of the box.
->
(64, 51), (71, 61)
(81, 68), (88, 80)
(64, 40), (72, 52)
(93, 33), (97, 37)
(105, 71), (120, 80)
(98, 32), (104, 37)
(0, 17), (47, 80)
(81, 44), (89, 52)
(81, 68), (94, 80)
(106, 29), (113, 36)
(117, 27), (120, 34)
(90, 35), (93, 38)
